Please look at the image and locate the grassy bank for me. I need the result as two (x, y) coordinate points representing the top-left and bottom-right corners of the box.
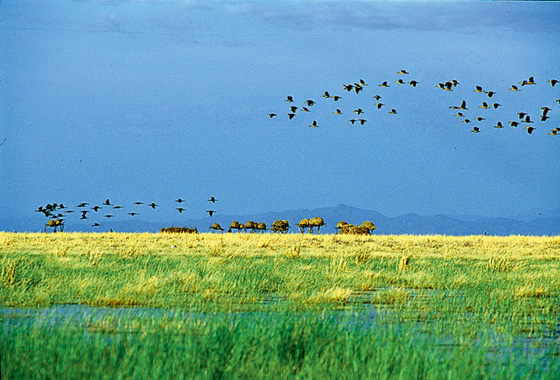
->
(1, 233), (559, 378)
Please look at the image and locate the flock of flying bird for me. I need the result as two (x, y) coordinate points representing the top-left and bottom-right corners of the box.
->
(36, 197), (220, 228)
(268, 71), (560, 136)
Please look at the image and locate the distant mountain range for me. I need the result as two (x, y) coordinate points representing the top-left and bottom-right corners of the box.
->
(3, 204), (559, 236)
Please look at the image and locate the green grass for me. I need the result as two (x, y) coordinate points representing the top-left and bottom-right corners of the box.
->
(1, 232), (559, 378)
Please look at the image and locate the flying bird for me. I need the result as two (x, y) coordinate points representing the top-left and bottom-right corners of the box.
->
(290, 106), (298, 113)
(474, 117), (485, 122)
(358, 119), (367, 125)
(397, 70), (409, 74)
(408, 80), (419, 87)
(176, 208), (185, 213)
(547, 79), (558, 87)
(494, 121), (504, 129)
(309, 120), (319, 128)
(321, 91), (332, 98)
(372, 95), (382, 100)
(354, 108), (364, 115)
(333, 109), (343, 115)
(509, 85), (520, 91)
(175, 198), (185, 203)
(207, 210), (216, 217)
(287, 113), (296, 119)
(104, 199), (112, 206)
(509, 121), (519, 127)
(286, 95), (293, 102)
(148, 202), (158, 209)
(333, 96), (341, 101)
(470, 127), (480, 133)
(104, 215), (114, 218)
(473, 85), (484, 93)
(485, 91), (496, 98)
(92, 206), (102, 212)
(133, 201), (143, 205)
(524, 126), (536, 134)
(128, 212), (139, 216)
(304, 100), (315, 106)
(379, 81), (390, 88)
(395, 79), (406, 84)
(208, 197), (217, 203)
(389, 109), (397, 114)
(268, 113), (277, 118)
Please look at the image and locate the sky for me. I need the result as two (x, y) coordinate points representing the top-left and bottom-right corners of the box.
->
(1, 0), (560, 230)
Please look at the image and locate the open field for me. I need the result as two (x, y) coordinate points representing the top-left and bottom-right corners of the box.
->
(1, 233), (560, 378)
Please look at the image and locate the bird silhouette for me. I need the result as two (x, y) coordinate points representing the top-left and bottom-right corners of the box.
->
(305, 100), (315, 106)
(509, 121), (520, 127)
(509, 85), (520, 91)
(408, 80), (419, 87)
(207, 210), (216, 217)
(128, 212), (139, 216)
(322, 91), (332, 98)
(494, 121), (504, 129)
(547, 79), (558, 87)
(349, 119), (357, 124)
(470, 127), (480, 133)
(358, 119), (367, 125)
(287, 113), (296, 119)
(333, 96), (341, 101)
(540, 107), (551, 117)
(379, 81), (390, 88)
(333, 109), (343, 114)
(397, 70), (409, 75)
(524, 126), (536, 134)
(290, 106), (298, 113)
(133, 201), (143, 205)
(268, 113), (277, 118)
(104, 215), (114, 218)
(104, 199), (112, 206)
(148, 202), (158, 209)
(309, 120), (319, 128)
(485, 91), (496, 98)
(389, 109), (397, 114)
(372, 95), (382, 100)
(286, 95), (293, 102)
(354, 108), (364, 115)
(395, 79), (406, 84)
(92, 206), (102, 212)
(473, 85), (484, 93)
(177, 208), (185, 213)
(175, 198), (185, 203)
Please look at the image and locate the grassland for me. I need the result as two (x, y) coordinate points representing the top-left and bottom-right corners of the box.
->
(1, 232), (559, 378)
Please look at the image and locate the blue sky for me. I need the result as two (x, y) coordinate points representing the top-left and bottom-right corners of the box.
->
(1, 0), (559, 229)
